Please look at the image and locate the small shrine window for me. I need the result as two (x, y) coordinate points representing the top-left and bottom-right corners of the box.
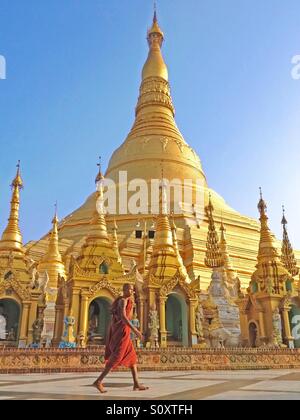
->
(148, 231), (155, 239)
(99, 262), (109, 275)
(135, 230), (142, 239)
(286, 280), (293, 292)
(4, 271), (13, 281)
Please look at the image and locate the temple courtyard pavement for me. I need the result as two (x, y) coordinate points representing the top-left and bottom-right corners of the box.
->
(0, 370), (300, 400)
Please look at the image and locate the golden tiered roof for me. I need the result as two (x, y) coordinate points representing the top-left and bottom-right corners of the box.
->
(75, 170), (124, 277)
(281, 207), (299, 277)
(38, 205), (66, 290)
(147, 180), (190, 282)
(251, 190), (293, 295)
(204, 196), (223, 269)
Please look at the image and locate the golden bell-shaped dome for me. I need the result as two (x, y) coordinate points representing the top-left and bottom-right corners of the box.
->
(106, 11), (207, 210)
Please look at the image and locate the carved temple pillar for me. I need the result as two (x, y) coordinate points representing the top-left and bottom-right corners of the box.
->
(79, 294), (89, 343)
(147, 287), (157, 338)
(258, 311), (266, 343)
(239, 310), (249, 347)
(27, 300), (38, 345)
(19, 302), (30, 345)
(159, 296), (167, 348)
(71, 290), (80, 337)
(52, 304), (64, 346)
(189, 299), (198, 347)
(138, 297), (145, 335)
(282, 308), (294, 348)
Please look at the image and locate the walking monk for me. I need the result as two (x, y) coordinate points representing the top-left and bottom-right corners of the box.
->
(92, 283), (149, 393)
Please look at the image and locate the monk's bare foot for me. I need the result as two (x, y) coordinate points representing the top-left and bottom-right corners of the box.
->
(92, 381), (107, 394)
(133, 384), (149, 391)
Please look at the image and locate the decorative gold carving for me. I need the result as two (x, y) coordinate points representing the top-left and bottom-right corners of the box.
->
(88, 278), (121, 298)
(280, 294), (292, 311)
(8, 252), (14, 268)
(136, 77), (175, 115)
(175, 139), (184, 153)
(281, 208), (299, 277)
(1, 348), (300, 373)
(142, 137), (151, 149)
(160, 271), (196, 298)
(92, 256), (112, 267)
(160, 137), (169, 152)
(0, 276), (31, 300)
(205, 197), (223, 269)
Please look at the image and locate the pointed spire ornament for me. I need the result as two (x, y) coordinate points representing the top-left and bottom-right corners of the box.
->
(256, 188), (280, 261)
(170, 215), (189, 279)
(0, 161), (24, 253)
(152, 171), (173, 251)
(95, 156), (104, 184)
(147, 2), (164, 46)
(205, 195), (223, 268)
(281, 206), (299, 277)
(112, 219), (122, 264)
(87, 161), (109, 244)
(251, 190), (292, 296)
(38, 203), (66, 289)
(142, 6), (168, 83)
(43, 202), (62, 262)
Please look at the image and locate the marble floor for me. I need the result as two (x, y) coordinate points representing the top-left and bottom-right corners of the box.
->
(0, 370), (300, 400)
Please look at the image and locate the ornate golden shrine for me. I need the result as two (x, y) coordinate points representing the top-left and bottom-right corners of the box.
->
(238, 192), (300, 349)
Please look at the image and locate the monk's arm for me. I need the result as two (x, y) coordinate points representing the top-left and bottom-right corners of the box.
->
(120, 299), (141, 338)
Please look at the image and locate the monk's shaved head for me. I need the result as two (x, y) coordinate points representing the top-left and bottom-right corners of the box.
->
(123, 283), (132, 293)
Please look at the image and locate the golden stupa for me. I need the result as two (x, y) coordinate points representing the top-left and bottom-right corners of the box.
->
(26, 11), (300, 290)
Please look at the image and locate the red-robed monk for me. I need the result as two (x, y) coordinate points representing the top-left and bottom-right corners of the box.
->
(92, 283), (149, 393)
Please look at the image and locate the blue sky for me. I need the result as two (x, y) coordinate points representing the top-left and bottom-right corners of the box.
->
(0, 0), (299, 248)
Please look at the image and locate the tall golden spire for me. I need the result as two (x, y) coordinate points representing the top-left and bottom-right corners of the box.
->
(148, 175), (185, 280)
(142, 6), (167, 82)
(87, 161), (109, 244)
(43, 203), (62, 262)
(205, 195), (223, 268)
(152, 177), (173, 252)
(0, 161), (24, 253)
(112, 219), (122, 264)
(281, 206), (299, 277)
(77, 162), (124, 277)
(251, 189), (292, 296)
(170, 215), (189, 280)
(38, 203), (66, 289)
(136, 8), (175, 118)
(257, 188), (280, 262)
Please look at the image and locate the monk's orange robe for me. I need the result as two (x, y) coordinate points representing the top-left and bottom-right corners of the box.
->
(105, 298), (137, 369)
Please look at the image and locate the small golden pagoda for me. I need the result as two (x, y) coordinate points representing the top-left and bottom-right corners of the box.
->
(144, 179), (200, 348)
(38, 205), (66, 292)
(204, 196), (241, 347)
(56, 168), (134, 347)
(36, 206), (67, 345)
(239, 191), (298, 348)
(0, 163), (44, 347)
